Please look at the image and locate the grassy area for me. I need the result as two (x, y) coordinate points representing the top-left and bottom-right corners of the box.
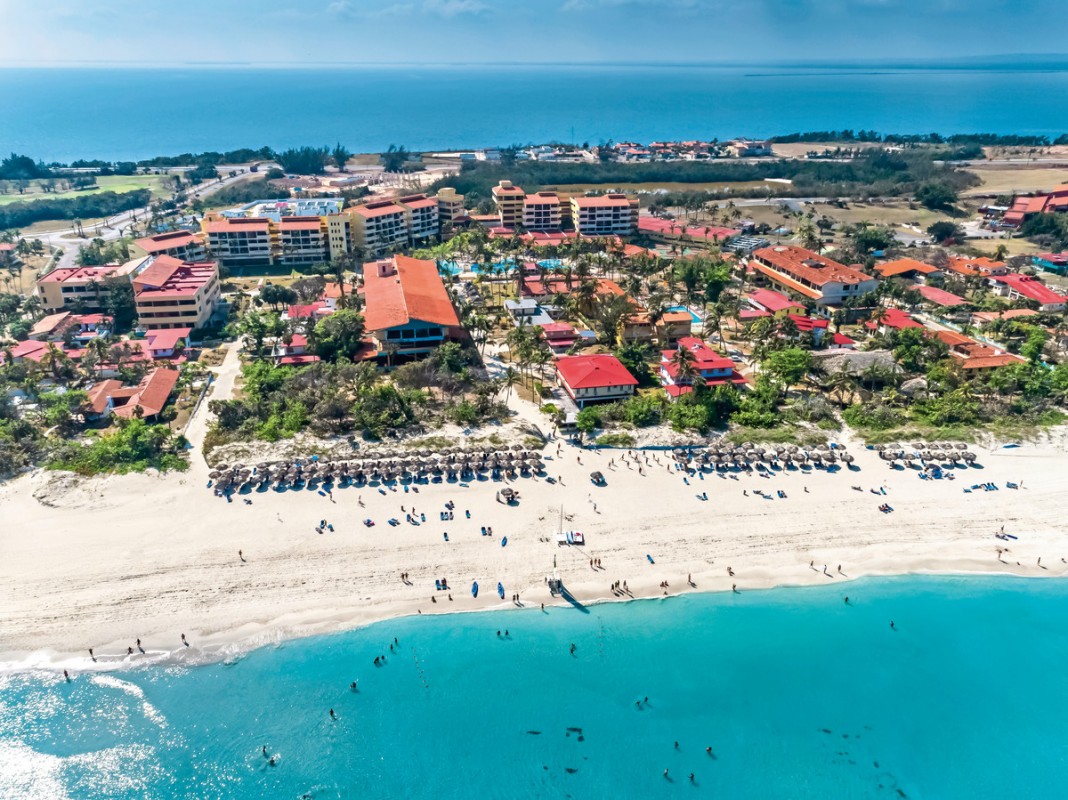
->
(724, 425), (829, 446)
(962, 166), (1068, 195)
(968, 237), (1040, 257)
(848, 411), (1065, 446)
(0, 174), (172, 207)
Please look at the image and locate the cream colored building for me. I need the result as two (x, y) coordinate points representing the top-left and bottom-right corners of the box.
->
(570, 194), (639, 236)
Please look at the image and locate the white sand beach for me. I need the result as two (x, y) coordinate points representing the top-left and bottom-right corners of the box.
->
(2, 414), (1066, 670)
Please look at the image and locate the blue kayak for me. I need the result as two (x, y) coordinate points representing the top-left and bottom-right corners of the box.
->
(471, 581), (478, 598)
(501, 537), (508, 547)
(497, 582), (504, 599)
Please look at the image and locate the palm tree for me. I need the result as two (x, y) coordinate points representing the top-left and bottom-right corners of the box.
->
(502, 365), (520, 402)
(670, 344), (698, 386)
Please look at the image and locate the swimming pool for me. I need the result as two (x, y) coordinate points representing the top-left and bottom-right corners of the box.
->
(666, 305), (701, 323)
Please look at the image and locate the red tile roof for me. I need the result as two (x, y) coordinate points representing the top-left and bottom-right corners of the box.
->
(144, 327), (192, 353)
(747, 288), (805, 314)
(354, 200), (406, 219)
(867, 307), (922, 330)
(991, 273), (1068, 306)
(916, 285), (968, 307)
(203, 218), (270, 234)
(361, 255), (460, 332)
(134, 258), (217, 300)
(277, 216), (324, 231)
(89, 367), (180, 419)
(135, 230), (200, 254)
(37, 263), (134, 284)
(555, 354), (637, 390)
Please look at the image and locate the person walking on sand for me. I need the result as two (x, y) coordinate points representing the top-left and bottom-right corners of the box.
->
(238, 550), (245, 562)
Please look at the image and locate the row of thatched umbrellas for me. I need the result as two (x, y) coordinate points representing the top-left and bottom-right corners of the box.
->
(875, 443), (977, 465)
(209, 446), (546, 493)
(670, 443), (855, 467)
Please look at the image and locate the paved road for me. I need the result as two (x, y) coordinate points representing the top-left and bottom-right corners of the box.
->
(35, 171), (255, 272)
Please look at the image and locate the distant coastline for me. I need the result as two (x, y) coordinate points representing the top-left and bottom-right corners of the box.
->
(4, 65), (1068, 162)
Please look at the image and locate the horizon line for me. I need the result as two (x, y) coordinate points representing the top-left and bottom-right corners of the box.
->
(2, 54), (1068, 70)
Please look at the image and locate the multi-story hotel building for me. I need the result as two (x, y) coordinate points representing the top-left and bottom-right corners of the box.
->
(491, 180), (525, 228)
(749, 246), (878, 307)
(134, 230), (208, 262)
(397, 194), (440, 243)
(276, 216), (330, 266)
(349, 200), (411, 256)
(435, 187), (466, 222)
(36, 261), (142, 313)
(570, 194), (639, 236)
(133, 255), (222, 330)
(362, 255), (462, 360)
(202, 217), (274, 268)
(523, 191), (564, 231)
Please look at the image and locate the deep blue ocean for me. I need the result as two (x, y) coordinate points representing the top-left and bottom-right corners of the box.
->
(2, 65), (1068, 162)
(4, 575), (1068, 799)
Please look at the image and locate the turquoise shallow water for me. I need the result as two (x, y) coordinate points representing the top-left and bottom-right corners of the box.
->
(3, 575), (1068, 799)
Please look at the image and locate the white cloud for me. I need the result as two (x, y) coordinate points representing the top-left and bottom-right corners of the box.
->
(424, 0), (489, 15)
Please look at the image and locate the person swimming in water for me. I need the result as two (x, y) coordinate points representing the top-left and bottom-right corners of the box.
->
(262, 746), (268, 758)
(350, 681), (358, 690)
(329, 709), (336, 720)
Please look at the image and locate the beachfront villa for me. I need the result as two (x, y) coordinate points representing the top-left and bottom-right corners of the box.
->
(361, 255), (463, 362)
(85, 366), (180, 422)
(659, 337), (748, 400)
(554, 354), (638, 408)
(749, 245), (878, 308)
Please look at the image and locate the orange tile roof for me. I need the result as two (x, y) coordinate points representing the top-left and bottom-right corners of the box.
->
(875, 258), (941, 277)
(362, 255), (460, 332)
(752, 246), (874, 288)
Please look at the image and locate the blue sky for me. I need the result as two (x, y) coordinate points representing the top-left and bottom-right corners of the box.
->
(0, 0), (1064, 67)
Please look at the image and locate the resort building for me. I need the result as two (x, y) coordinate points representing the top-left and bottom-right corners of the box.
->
(874, 258), (943, 284)
(0, 242), (16, 267)
(866, 307), (923, 335)
(523, 192), (565, 231)
(656, 310), (695, 345)
(276, 216), (330, 266)
(492, 180), (525, 228)
(539, 322), (581, 354)
(554, 354), (638, 408)
(132, 255), (222, 330)
(934, 330), (1026, 374)
(987, 273), (1068, 312)
(349, 200), (411, 256)
(944, 255), (1009, 278)
(86, 367), (180, 422)
(202, 217), (273, 268)
(36, 261), (141, 313)
(570, 194), (639, 236)
(361, 255), (462, 361)
(397, 194), (441, 244)
(436, 188), (466, 223)
(135, 230), (207, 262)
(141, 327), (193, 360)
(28, 312), (110, 344)
(747, 288), (806, 315)
(659, 337), (747, 400)
(749, 246), (878, 307)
